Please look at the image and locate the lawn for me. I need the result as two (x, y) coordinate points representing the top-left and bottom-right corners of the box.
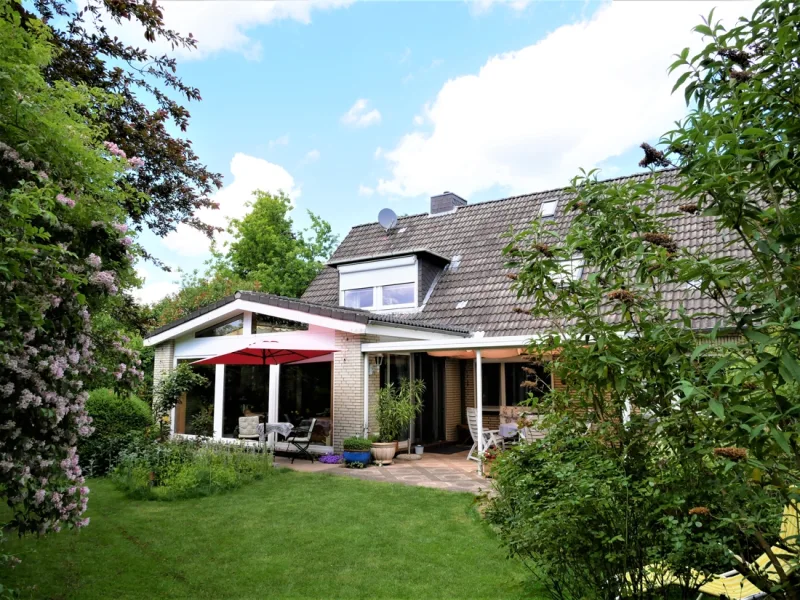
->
(2, 469), (542, 599)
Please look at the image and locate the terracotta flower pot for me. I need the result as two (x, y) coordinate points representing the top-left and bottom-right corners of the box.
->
(371, 441), (398, 466)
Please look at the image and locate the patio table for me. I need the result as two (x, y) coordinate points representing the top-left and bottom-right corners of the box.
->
(257, 422), (293, 444)
(498, 423), (518, 439)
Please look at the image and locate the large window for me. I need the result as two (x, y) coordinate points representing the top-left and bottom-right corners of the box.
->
(279, 363), (332, 445)
(343, 287), (374, 309)
(174, 361), (215, 435)
(382, 282), (415, 306)
(505, 362), (550, 406)
(222, 365), (268, 438)
(481, 363), (501, 405)
(196, 314), (244, 338)
(252, 314), (308, 334)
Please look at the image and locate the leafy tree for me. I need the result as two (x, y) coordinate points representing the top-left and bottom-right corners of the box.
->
(0, 2), (144, 536)
(150, 191), (337, 325)
(18, 0), (223, 245)
(226, 190), (338, 297)
(489, 1), (800, 597)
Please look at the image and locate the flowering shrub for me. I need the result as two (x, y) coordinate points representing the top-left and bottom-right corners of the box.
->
(0, 7), (143, 536)
(112, 439), (273, 501)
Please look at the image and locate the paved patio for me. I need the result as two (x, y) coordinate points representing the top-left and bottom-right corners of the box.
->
(273, 448), (492, 494)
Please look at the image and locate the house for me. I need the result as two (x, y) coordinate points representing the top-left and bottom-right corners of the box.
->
(144, 170), (733, 455)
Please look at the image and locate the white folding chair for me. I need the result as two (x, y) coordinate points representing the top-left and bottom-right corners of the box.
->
(466, 407), (504, 462)
(518, 413), (547, 443)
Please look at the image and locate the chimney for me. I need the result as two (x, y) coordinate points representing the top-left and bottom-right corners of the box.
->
(430, 191), (467, 215)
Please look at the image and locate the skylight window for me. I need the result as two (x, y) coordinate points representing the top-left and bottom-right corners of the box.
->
(541, 200), (558, 218)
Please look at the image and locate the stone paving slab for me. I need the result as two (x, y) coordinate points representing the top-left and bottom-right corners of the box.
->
(274, 450), (491, 495)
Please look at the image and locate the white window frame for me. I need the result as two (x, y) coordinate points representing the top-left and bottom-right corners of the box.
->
(552, 253), (584, 285)
(338, 256), (419, 312)
(541, 200), (558, 218)
(343, 287), (376, 309)
(340, 281), (417, 311)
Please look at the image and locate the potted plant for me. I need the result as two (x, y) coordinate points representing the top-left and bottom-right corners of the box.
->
(372, 378), (425, 465)
(342, 437), (372, 466)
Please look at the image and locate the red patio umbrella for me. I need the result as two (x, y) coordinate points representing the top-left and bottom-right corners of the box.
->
(191, 339), (338, 422)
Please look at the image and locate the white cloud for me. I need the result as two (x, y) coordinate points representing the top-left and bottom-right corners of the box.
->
(374, 147), (383, 159)
(163, 153), (299, 257)
(304, 149), (321, 162)
(413, 115), (425, 126)
(377, 1), (753, 199)
(269, 134), (290, 148)
(133, 265), (180, 306)
(77, 0), (354, 61)
(471, 0), (532, 15)
(358, 184), (375, 197)
(341, 99), (382, 128)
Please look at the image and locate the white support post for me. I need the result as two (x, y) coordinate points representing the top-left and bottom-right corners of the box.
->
(476, 349), (483, 476)
(213, 364), (225, 439)
(363, 353), (370, 438)
(268, 364), (280, 449)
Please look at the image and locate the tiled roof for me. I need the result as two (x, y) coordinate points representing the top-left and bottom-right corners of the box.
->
(302, 169), (742, 336)
(145, 291), (471, 339)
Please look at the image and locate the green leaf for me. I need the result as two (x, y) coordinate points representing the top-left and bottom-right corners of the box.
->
(709, 398), (725, 419)
(771, 428), (792, 455)
(672, 71), (691, 94)
(780, 352), (800, 383)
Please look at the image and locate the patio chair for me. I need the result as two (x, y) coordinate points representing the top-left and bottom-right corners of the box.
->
(466, 407), (504, 462)
(238, 416), (260, 441)
(286, 417), (317, 464)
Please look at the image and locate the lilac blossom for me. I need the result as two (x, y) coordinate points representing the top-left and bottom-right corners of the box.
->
(85, 254), (102, 269)
(89, 271), (118, 295)
(128, 156), (145, 169)
(103, 141), (127, 159)
(56, 194), (75, 208)
(113, 223), (128, 234)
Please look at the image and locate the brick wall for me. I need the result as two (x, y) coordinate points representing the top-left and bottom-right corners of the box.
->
(153, 341), (175, 398)
(332, 332), (379, 452)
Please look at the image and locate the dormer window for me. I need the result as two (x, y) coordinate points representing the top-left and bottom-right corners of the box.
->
(337, 255), (419, 311)
(343, 287), (375, 309)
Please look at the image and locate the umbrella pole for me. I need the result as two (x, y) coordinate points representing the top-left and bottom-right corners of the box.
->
(263, 353), (270, 452)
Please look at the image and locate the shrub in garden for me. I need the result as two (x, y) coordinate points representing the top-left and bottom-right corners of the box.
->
(112, 439), (272, 501)
(342, 437), (373, 451)
(78, 389), (153, 476)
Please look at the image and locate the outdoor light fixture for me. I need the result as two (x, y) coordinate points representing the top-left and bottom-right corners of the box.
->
(374, 353), (384, 367)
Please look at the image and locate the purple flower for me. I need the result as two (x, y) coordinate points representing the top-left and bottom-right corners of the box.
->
(38, 171), (48, 180)
(86, 254), (102, 269)
(120, 237), (133, 247)
(56, 194), (75, 208)
(128, 156), (145, 169)
(89, 271), (118, 295)
(34, 489), (46, 505)
(113, 223), (128, 234)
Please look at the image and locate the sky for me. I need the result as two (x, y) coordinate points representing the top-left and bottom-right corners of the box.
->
(130, 0), (757, 305)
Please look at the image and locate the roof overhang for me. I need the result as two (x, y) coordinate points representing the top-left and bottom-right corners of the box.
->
(361, 334), (547, 353)
(327, 248), (451, 267)
(144, 297), (468, 347)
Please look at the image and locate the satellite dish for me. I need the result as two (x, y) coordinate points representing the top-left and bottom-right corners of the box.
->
(378, 208), (398, 231)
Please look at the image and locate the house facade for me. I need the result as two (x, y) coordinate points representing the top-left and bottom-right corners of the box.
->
(144, 170), (727, 454)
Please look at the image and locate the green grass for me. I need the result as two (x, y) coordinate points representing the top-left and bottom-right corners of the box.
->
(2, 470), (543, 599)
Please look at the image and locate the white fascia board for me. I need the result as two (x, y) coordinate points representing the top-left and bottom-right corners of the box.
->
(144, 298), (366, 346)
(336, 255), (416, 273)
(364, 323), (466, 341)
(360, 334), (548, 353)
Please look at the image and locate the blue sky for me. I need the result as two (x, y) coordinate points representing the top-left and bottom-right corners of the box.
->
(131, 0), (755, 304)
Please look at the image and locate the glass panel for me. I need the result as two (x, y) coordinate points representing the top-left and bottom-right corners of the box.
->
(196, 314), (244, 338)
(505, 362), (549, 406)
(381, 282), (415, 306)
(343, 287), (374, 308)
(389, 354), (410, 386)
(175, 361), (215, 435)
(481, 363), (501, 406)
(279, 362), (332, 445)
(541, 200), (558, 217)
(222, 365), (269, 438)
(251, 313), (309, 334)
